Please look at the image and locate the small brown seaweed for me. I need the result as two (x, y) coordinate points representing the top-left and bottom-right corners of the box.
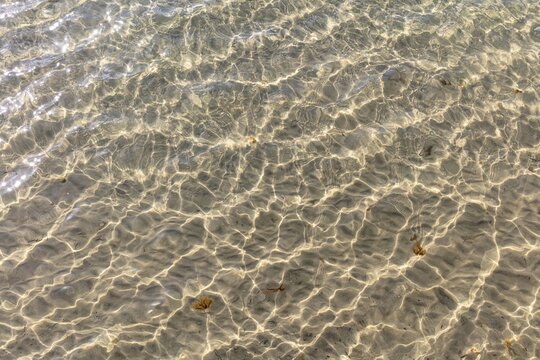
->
(247, 136), (257, 145)
(419, 144), (433, 157)
(504, 339), (515, 355)
(267, 283), (285, 292)
(512, 88), (523, 94)
(192, 296), (213, 311)
(439, 78), (452, 86)
(413, 241), (426, 256)
(263, 283), (285, 297)
(460, 347), (480, 358)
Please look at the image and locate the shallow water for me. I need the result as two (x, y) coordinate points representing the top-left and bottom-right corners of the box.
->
(0, 0), (539, 359)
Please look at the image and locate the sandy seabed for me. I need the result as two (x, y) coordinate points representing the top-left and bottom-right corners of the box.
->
(0, 0), (539, 359)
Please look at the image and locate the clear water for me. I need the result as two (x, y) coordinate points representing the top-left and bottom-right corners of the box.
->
(1, 0), (539, 359)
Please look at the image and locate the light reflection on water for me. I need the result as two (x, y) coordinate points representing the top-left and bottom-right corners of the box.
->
(0, 0), (539, 359)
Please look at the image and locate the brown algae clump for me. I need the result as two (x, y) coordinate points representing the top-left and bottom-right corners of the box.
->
(192, 296), (213, 311)
(247, 136), (257, 145)
(412, 241), (426, 256)
(504, 339), (515, 355)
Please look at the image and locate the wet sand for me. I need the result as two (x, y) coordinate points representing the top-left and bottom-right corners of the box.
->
(0, 0), (539, 359)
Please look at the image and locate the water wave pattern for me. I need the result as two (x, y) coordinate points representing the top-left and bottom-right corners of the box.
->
(1, 0), (539, 359)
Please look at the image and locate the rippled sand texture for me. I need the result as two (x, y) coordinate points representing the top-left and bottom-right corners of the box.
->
(1, 0), (540, 359)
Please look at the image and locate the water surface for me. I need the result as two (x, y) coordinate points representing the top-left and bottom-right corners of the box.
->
(1, 0), (539, 359)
